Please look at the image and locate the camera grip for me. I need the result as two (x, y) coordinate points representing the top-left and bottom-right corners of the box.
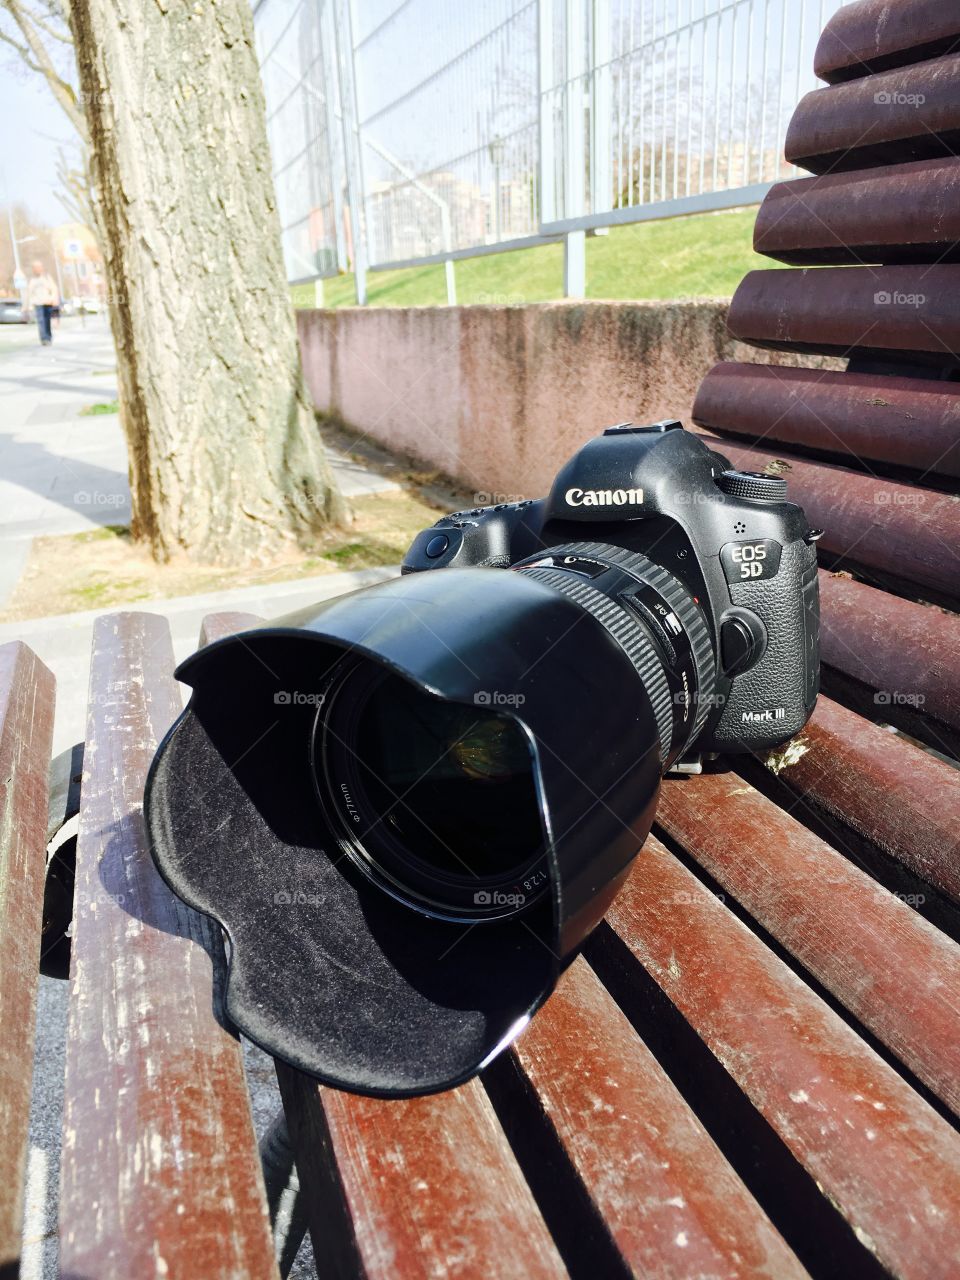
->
(711, 539), (820, 750)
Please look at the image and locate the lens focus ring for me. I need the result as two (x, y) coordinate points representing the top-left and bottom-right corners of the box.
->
(516, 542), (716, 762)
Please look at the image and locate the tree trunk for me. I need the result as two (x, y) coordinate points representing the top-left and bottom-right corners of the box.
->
(68, 0), (346, 564)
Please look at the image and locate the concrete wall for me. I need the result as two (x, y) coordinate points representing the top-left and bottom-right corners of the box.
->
(298, 301), (831, 500)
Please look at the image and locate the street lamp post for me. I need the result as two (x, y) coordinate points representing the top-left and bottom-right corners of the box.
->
(6, 206), (28, 310)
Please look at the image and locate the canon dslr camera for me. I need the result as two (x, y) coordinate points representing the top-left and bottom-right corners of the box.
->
(146, 421), (820, 1097)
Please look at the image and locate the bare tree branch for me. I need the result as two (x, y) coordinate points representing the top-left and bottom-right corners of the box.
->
(22, 1), (72, 43)
(0, 19), (43, 72)
(0, 0), (87, 137)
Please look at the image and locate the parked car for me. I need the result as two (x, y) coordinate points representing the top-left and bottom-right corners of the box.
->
(0, 298), (27, 324)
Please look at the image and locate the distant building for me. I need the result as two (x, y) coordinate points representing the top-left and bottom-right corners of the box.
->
(52, 222), (105, 304)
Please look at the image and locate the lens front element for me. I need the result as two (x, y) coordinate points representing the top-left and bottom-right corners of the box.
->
(313, 661), (549, 921)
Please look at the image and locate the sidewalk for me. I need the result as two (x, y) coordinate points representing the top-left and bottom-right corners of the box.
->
(1, 319), (400, 1280)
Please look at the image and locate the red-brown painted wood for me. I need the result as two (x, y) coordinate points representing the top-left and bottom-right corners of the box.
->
(818, 570), (960, 746)
(0, 643), (55, 1275)
(754, 158), (960, 266)
(60, 613), (278, 1280)
(654, 768), (960, 1116)
(727, 265), (960, 365)
(511, 957), (808, 1279)
(699, 433), (960, 602)
(786, 54), (960, 174)
(277, 1065), (567, 1280)
(762, 692), (960, 903)
(815, 0), (960, 84)
(693, 362), (960, 478)
(608, 837), (960, 1280)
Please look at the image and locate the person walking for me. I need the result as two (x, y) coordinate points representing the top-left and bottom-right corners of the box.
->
(26, 260), (59, 346)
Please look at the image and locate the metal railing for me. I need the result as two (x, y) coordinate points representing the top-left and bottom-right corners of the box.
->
(253, 0), (842, 303)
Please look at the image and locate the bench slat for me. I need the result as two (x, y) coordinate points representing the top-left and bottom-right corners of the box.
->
(510, 956), (808, 1279)
(608, 837), (960, 1280)
(699, 433), (960, 604)
(753, 158), (960, 266)
(727, 265), (960, 366)
(60, 613), (278, 1280)
(0, 643), (55, 1273)
(655, 770), (960, 1115)
(786, 53), (960, 174)
(762, 692), (960, 903)
(693, 362), (960, 478)
(818, 571), (960, 753)
(277, 1066), (567, 1280)
(815, 0), (960, 85)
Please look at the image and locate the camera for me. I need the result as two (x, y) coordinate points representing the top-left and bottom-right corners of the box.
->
(145, 421), (820, 1097)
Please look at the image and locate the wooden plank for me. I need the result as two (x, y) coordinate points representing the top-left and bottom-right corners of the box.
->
(786, 53), (960, 174)
(0, 643), (55, 1275)
(759, 692), (960, 904)
(693, 362), (960, 478)
(277, 1065), (567, 1280)
(753, 158), (960, 266)
(727, 265), (960, 366)
(607, 836), (960, 1280)
(815, 0), (960, 84)
(509, 956), (808, 1279)
(699, 433), (960, 604)
(818, 570), (960, 754)
(60, 613), (278, 1280)
(654, 765), (960, 1113)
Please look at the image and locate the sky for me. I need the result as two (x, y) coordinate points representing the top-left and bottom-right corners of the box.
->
(0, 46), (81, 227)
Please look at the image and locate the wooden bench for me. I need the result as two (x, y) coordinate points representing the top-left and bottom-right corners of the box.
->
(3, 0), (960, 1275)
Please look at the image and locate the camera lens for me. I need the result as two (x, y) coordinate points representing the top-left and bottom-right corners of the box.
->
(312, 659), (549, 921)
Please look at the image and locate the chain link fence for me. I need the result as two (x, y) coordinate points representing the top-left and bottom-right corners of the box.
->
(253, 0), (842, 302)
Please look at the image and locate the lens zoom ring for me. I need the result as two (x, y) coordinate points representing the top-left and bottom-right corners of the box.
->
(518, 566), (675, 763)
(547, 542), (718, 754)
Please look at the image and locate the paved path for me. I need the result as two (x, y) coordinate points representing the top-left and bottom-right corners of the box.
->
(1, 318), (400, 1280)
(0, 317), (397, 605)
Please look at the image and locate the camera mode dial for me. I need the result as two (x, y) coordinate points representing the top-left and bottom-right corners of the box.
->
(717, 470), (787, 502)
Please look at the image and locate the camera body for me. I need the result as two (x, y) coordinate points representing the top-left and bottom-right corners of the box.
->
(403, 421), (820, 758)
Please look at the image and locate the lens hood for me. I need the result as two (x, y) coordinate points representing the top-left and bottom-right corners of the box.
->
(145, 567), (662, 1096)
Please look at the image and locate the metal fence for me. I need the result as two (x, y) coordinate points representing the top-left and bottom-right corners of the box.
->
(253, 0), (843, 303)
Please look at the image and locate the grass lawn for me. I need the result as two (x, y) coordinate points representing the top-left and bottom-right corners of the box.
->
(292, 205), (781, 310)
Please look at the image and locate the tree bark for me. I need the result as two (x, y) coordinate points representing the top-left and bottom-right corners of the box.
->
(68, 0), (346, 563)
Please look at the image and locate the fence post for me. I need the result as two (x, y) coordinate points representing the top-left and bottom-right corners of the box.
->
(591, 0), (612, 218)
(332, 0), (367, 305)
(563, 0), (586, 298)
(537, 0), (555, 227)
